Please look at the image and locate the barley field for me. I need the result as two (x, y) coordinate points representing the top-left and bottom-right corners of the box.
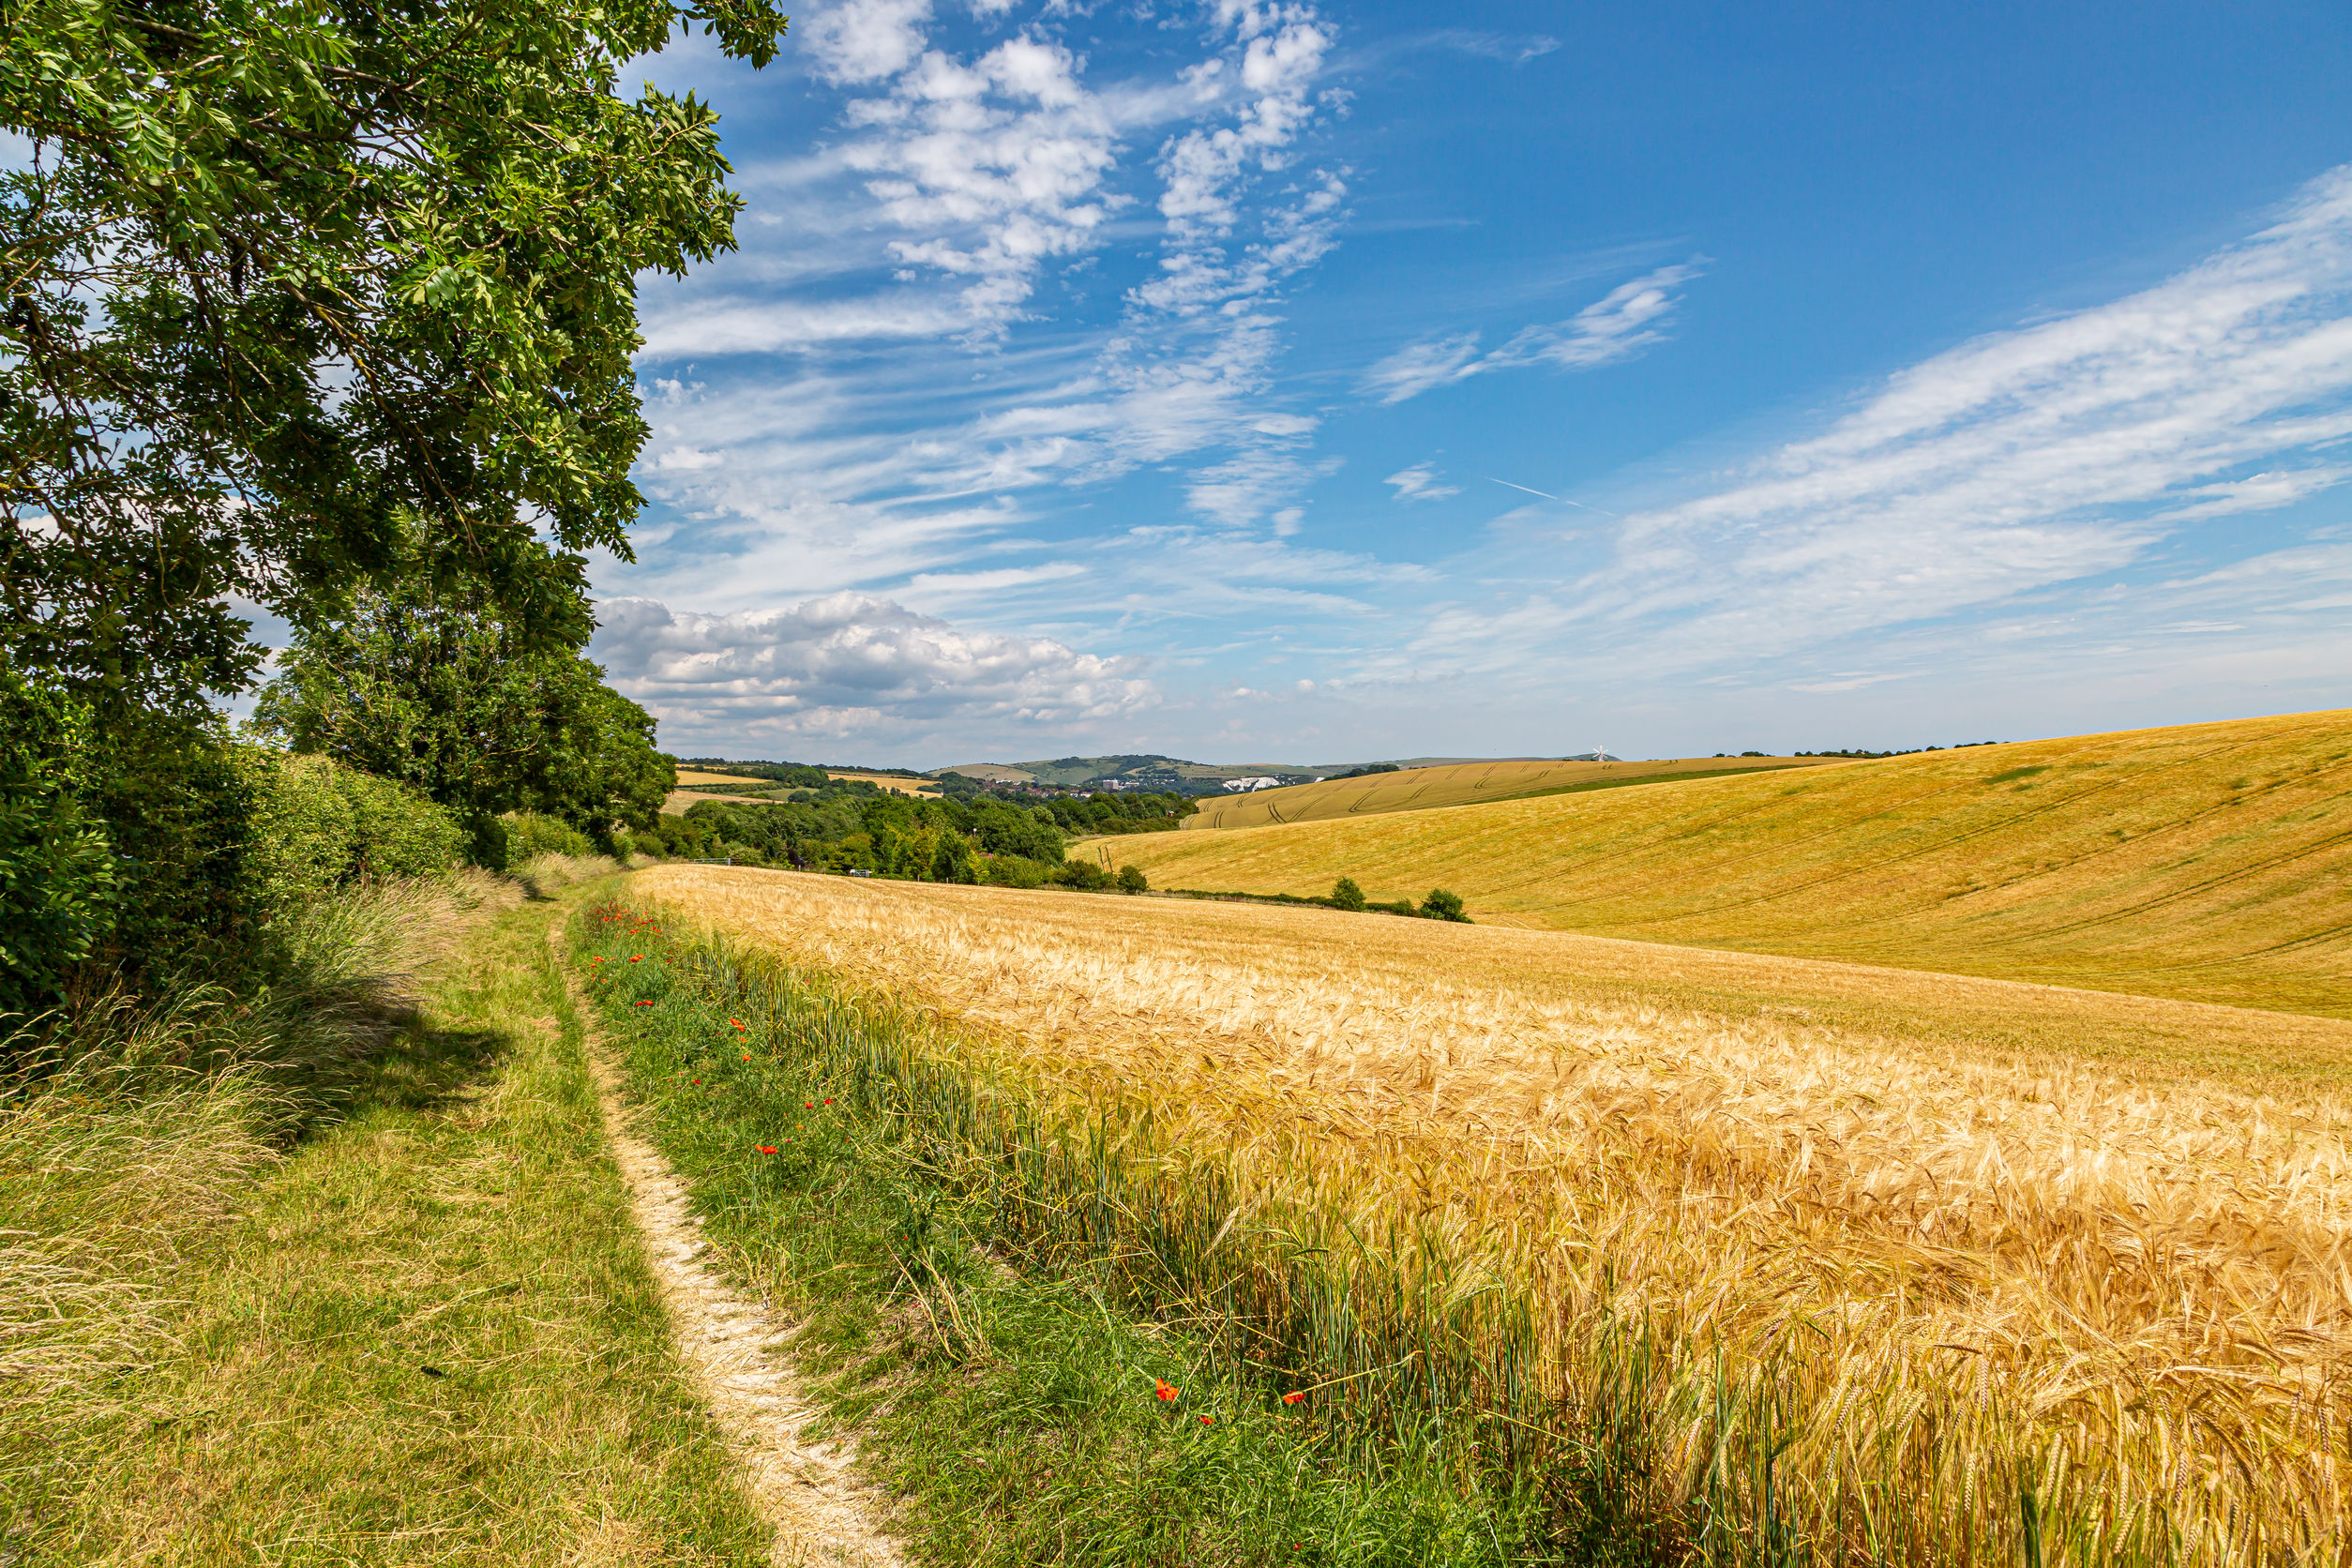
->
(1123, 709), (2352, 1017)
(640, 863), (2352, 1564)
(1184, 755), (1828, 832)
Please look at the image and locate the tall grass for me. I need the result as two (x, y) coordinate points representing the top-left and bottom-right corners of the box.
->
(0, 871), (515, 1529)
(639, 865), (2352, 1566)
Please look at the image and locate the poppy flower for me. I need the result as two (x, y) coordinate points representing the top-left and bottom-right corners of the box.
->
(757, 1145), (778, 1154)
(823, 1098), (836, 1105)
(691, 1078), (701, 1084)
(804, 1101), (813, 1109)
(742, 1054), (751, 1061)
(1282, 1390), (1306, 1405)
(1153, 1379), (1178, 1403)
(630, 956), (642, 963)
(1198, 1414), (1214, 1425)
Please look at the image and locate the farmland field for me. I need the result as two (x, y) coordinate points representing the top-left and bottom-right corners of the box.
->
(1119, 709), (2352, 1017)
(634, 862), (2352, 1563)
(1183, 755), (1829, 830)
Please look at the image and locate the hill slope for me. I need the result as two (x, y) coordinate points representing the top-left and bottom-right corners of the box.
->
(1184, 755), (1827, 830)
(1114, 709), (2352, 1017)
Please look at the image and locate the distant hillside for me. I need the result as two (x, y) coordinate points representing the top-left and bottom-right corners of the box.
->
(1184, 756), (1825, 830)
(933, 752), (1565, 793)
(1114, 710), (2352, 1018)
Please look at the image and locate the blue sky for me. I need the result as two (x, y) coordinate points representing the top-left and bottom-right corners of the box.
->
(594, 0), (2352, 765)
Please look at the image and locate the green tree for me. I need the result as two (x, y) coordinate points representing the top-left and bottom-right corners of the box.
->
(253, 577), (674, 852)
(1420, 888), (1470, 923)
(1117, 864), (1148, 895)
(1330, 876), (1365, 912)
(2, 0), (785, 711)
(1, 0), (777, 984)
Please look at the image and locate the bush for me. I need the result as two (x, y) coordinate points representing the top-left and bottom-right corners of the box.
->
(1419, 888), (1470, 923)
(0, 664), (115, 1019)
(1117, 865), (1148, 895)
(504, 812), (596, 862)
(1330, 876), (1365, 912)
(985, 854), (1051, 889)
(1055, 860), (1112, 892)
(238, 751), (465, 919)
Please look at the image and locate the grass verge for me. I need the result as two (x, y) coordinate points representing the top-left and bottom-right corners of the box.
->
(6, 867), (770, 1566)
(573, 896), (1568, 1567)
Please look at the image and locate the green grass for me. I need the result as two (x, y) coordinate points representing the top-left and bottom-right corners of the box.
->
(14, 875), (770, 1566)
(572, 897), (1591, 1568)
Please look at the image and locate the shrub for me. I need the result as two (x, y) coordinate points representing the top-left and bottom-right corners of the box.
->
(504, 812), (596, 862)
(0, 664), (115, 1019)
(1117, 865), (1148, 895)
(238, 751), (465, 918)
(1420, 888), (1470, 923)
(1331, 876), (1365, 912)
(986, 854), (1051, 890)
(1055, 860), (1112, 892)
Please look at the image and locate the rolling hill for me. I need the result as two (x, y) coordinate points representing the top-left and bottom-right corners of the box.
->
(1182, 755), (1828, 830)
(1112, 709), (2352, 1017)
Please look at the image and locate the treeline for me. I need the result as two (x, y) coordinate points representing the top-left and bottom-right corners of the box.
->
(931, 771), (1198, 833)
(640, 789), (1172, 894)
(1161, 877), (1472, 922)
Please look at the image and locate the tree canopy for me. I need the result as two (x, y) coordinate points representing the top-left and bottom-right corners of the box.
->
(254, 573), (674, 846)
(2, 0), (787, 711)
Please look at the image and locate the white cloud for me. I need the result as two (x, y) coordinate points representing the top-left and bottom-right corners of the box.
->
(593, 593), (1160, 748)
(1382, 461), (1459, 502)
(801, 0), (935, 85)
(1397, 166), (2352, 686)
(1426, 31), (1560, 66)
(1364, 263), (1700, 403)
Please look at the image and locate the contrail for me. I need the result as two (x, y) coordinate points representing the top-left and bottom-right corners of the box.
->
(1486, 477), (1620, 517)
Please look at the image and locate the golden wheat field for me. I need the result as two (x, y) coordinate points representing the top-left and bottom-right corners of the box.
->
(641, 862), (2352, 1563)
(1184, 755), (1828, 831)
(1122, 709), (2352, 1018)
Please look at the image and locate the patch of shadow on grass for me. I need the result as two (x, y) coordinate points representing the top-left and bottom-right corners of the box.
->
(287, 1023), (511, 1141)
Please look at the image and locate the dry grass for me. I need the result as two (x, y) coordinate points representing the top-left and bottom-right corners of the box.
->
(1185, 756), (1827, 831)
(0, 871), (520, 1535)
(1121, 708), (2352, 1018)
(642, 863), (2352, 1565)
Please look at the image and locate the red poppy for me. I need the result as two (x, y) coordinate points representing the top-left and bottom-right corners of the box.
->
(630, 955), (642, 963)
(757, 1145), (777, 1154)
(823, 1097), (836, 1105)
(742, 1054), (751, 1061)
(691, 1078), (701, 1084)
(1282, 1390), (1306, 1405)
(804, 1101), (813, 1109)
(1198, 1414), (1214, 1425)
(1153, 1379), (1178, 1403)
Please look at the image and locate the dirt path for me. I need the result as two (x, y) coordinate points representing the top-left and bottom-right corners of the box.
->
(555, 926), (905, 1568)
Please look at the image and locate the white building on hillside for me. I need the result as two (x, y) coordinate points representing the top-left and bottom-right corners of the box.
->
(1221, 776), (1284, 792)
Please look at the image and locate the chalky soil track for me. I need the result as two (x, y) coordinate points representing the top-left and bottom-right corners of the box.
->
(555, 925), (904, 1568)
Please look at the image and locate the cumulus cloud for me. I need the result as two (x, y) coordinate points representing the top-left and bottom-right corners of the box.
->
(801, 0), (934, 85)
(1382, 461), (1460, 502)
(1363, 263), (1701, 403)
(593, 594), (1160, 747)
